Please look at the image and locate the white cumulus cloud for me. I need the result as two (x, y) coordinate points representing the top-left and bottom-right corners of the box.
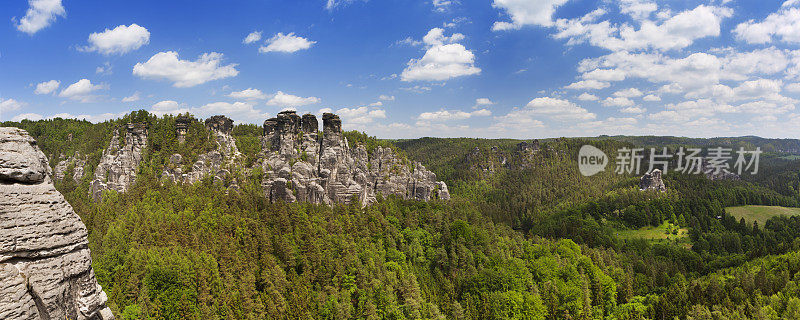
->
(333, 106), (387, 124)
(476, 98), (495, 105)
(642, 94), (661, 101)
(418, 108), (491, 121)
(58, 79), (106, 102)
(554, 5), (733, 51)
(194, 102), (266, 122)
(150, 100), (188, 116)
(602, 97), (636, 107)
(83, 24), (150, 55)
(500, 97), (596, 123)
(565, 80), (610, 90)
(259, 33), (316, 53)
(122, 92), (141, 103)
(265, 91), (320, 107)
(734, 1), (800, 44)
(34, 80), (60, 95)
(133, 51), (239, 88)
(243, 31), (262, 44)
(620, 106), (646, 114)
(613, 88), (644, 98)
(786, 83), (800, 93)
(12, 113), (43, 121)
(1, 98), (25, 113)
(15, 0), (65, 35)
(401, 28), (481, 81)
(228, 88), (268, 100)
(491, 0), (569, 30)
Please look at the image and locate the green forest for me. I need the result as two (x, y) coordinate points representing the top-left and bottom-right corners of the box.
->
(4, 112), (800, 319)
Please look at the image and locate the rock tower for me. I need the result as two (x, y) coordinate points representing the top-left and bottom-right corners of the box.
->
(0, 127), (113, 319)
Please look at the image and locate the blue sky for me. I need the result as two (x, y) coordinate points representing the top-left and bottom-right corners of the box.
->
(2, 0), (800, 138)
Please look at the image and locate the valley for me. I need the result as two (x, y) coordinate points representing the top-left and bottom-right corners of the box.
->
(3, 112), (800, 319)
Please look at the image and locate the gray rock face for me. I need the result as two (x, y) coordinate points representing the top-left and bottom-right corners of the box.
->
(261, 111), (450, 206)
(0, 127), (113, 320)
(90, 123), (148, 201)
(0, 128), (51, 183)
(466, 140), (541, 176)
(54, 152), (87, 182)
(515, 140), (540, 153)
(639, 169), (666, 191)
(163, 115), (239, 186)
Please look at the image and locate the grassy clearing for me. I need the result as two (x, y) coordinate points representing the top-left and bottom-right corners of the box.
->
(616, 222), (689, 243)
(726, 205), (800, 226)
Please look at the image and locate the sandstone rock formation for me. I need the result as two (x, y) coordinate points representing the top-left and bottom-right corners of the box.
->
(261, 111), (449, 205)
(466, 140), (541, 175)
(163, 115), (240, 186)
(639, 169), (666, 191)
(0, 127), (113, 320)
(54, 152), (87, 182)
(62, 112), (447, 206)
(175, 115), (190, 144)
(90, 123), (148, 201)
(516, 140), (540, 153)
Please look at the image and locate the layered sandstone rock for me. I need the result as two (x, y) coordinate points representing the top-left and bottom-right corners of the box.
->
(74, 112), (448, 206)
(54, 152), (87, 182)
(163, 115), (240, 186)
(90, 123), (148, 201)
(465, 140), (540, 175)
(261, 111), (450, 205)
(0, 127), (113, 320)
(639, 169), (666, 191)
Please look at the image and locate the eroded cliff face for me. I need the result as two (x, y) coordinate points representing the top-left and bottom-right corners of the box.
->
(465, 140), (540, 176)
(261, 111), (450, 205)
(75, 112), (447, 205)
(90, 123), (148, 201)
(163, 115), (240, 187)
(0, 127), (113, 320)
(54, 152), (87, 182)
(639, 169), (667, 191)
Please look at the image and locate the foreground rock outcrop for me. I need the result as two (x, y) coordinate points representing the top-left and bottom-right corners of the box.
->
(90, 123), (148, 200)
(0, 127), (113, 319)
(261, 111), (449, 205)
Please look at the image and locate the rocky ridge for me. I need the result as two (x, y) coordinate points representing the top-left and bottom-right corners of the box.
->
(0, 127), (113, 319)
(261, 111), (449, 205)
(73, 112), (448, 205)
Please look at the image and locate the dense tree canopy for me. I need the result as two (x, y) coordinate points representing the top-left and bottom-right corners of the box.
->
(4, 112), (800, 319)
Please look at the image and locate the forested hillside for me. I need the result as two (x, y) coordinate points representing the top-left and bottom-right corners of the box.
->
(4, 112), (800, 319)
